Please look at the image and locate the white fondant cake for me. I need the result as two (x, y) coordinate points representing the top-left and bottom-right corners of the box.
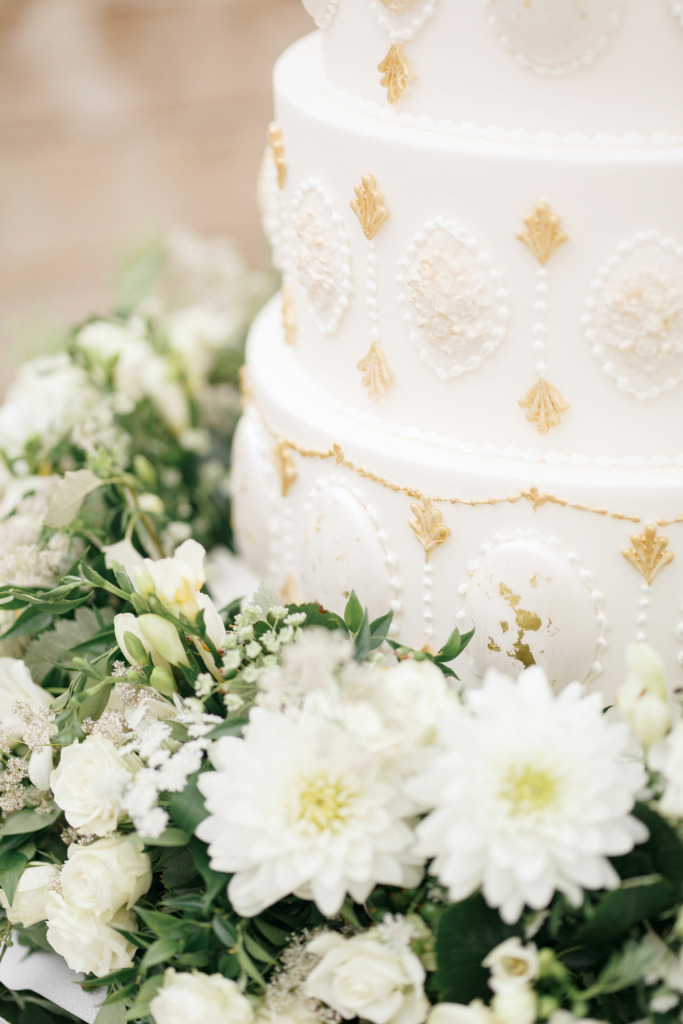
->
(236, 0), (683, 701)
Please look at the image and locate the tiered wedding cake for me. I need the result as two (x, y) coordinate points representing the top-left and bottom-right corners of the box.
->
(233, 0), (683, 700)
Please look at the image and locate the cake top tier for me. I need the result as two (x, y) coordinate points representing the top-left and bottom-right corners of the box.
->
(301, 0), (683, 140)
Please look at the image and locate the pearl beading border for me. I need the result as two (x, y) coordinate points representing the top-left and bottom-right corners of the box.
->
(582, 231), (683, 402)
(292, 178), (353, 337)
(319, 74), (683, 150)
(303, 474), (403, 635)
(368, 0), (438, 46)
(486, 0), (625, 78)
(455, 528), (609, 683)
(397, 217), (509, 380)
(531, 267), (550, 380)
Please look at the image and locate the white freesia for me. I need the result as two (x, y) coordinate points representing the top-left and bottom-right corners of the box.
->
(548, 1014), (608, 1024)
(196, 707), (421, 918)
(427, 1004), (495, 1024)
(104, 538), (145, 576)
(617, 643), (672, 748)
(45, 896), (137, 977)
(0, 862), (59, 926)
(50, 735), (136, 835)
(305, 930), (429, 1024)
(134, 539), (207, 620)
(0, 657), (51, 743)
(149, 968), (255, 1024)
(410, 667), (648, 924)
(482, 938), (539, 994)
(650, 720), (683, 818)
(490, 987), (537, 1024)
(61, 835), (152, 917)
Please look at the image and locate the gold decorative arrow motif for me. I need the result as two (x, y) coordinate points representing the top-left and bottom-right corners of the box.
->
(378, 44), (416, 104)
(267, 123), (287, 190)
(518, 201), (568, 266)
(357, 341), (395, 400)
(518, 378), (569, 435)
(622, 524), (674, 586)
(409, 496), (451, 562)
(273, 438), (297, 497)
(351, 175), (390, 241)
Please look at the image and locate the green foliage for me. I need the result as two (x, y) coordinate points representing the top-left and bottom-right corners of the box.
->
(434, 895), (520, 1003)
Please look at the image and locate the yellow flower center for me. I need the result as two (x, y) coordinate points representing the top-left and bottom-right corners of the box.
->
(296, 773), (356, 832)
(500, 764), (558, 817)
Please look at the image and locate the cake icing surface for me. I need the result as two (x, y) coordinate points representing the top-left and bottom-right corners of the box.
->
(236, 0), (683, 701)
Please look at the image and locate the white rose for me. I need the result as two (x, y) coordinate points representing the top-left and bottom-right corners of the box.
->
(490, 987), (537, 1024)
(149, 968), (255, 1024)
(50, 735), (136, 836)
(0, 862), (59, 926)
(305, 931), (429, 1024)
(61, 835), (151, 917)
(134, 539), (207, 621)
(257, 998), (320, 1024)
(46, 895), (137, 977)
(427, 1003), (495, 1024)
(0, 658), (51, 743)
(482, 938), (539, 994)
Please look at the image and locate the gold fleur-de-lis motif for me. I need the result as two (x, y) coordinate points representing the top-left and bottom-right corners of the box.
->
(267, 122), (286, 190)
(519, 379), (569, 434)
(517, 202), (568, 266)
(273, 438), (297, 497)
(378, 44), (416, 105)
(409, 496), (451, 562)
(622, 524), (675, 586)
(351, 175), (390, 241)
(357, 341), (395, 400)
(282, 286), (297, 346)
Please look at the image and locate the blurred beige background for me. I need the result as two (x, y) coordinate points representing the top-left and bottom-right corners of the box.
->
(0, 0), (310, 389)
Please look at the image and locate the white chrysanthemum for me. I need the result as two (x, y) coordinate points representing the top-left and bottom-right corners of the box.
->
(649, 721), (683, 818)
(410, 667), (648, 924)
(196, 708), (422, 918)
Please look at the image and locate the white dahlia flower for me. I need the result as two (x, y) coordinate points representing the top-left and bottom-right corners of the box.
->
(410, 667), (648, 924)
(196, 708), (422, 918)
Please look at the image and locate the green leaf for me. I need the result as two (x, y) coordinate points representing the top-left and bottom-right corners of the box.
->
(212, 916), (238, 947)
(355, 609), (393, 662)
(44, 469), (103, 528)
(124, 974), (164, 1021)
(0, 607), (57, 642)
(631, 803), (683, 882)
(94, 1002), (127, 1024)
(204, 718), (248, 741)
(24, 608), (115, 683)
(141, 935), (179, 969)
(576, 875), (679, 949)
(585, 938), (660, 998)
(191, 838), (229, 910)
(344, 592), (364, 634)
(143, 827), (190, 848)
(0, 806), (61, 838)
(169, 774), (210, 835)
(434, 895), (520, 1003)
(122, 630), (149, 667)
(135, 908), (181, 938)
(0, 849), (28, 905)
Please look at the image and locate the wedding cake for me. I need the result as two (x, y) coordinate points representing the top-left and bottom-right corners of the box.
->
(232, 0), (683, 700)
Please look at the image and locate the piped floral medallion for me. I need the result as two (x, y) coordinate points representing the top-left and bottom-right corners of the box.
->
(584, 233), (683, 400)
(293, 179), (353, 336)
(399, 218), (509, 379)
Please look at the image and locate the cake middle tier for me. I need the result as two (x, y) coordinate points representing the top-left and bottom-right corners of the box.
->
(261, 33), (683, 465)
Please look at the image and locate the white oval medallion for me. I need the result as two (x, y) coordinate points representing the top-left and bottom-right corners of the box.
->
(231, 407), (281, 580)
(257, 147), (284, 272)
(399, 219), (508, 379)
(293, 179), (353, 336)
(302, 0), (339, 29)
(486, 0), (624, 76)
(584, 233), (683, 400)
(369, 0), (438, 44)
(464, 534), (605, 687)
(299, 477), (401, 628)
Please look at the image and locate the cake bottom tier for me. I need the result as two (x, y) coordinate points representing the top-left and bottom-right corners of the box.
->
(233, 297), (683, 704)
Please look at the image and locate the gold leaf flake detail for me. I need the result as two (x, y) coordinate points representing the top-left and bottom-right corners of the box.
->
(517, 201), (568, 266)
(357, 341), (395, 400)
(622, 524), (674, 586)
(274, 438), (297, 497)
(378, 44), (416, 105)
(519, 379), (569, 434)
(267, 122), (286, 190)
(351, 175), (390, 240)
(409, 496), (451, 562)
(282, 285), (297, 345)
(281, 574), (302, 604)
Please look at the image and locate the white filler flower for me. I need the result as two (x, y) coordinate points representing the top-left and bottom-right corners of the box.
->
(197, 708), (421, 917)
(410, 667), (648, 924)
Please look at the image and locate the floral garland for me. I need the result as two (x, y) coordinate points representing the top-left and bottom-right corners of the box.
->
(1, 235), (683, 1024)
